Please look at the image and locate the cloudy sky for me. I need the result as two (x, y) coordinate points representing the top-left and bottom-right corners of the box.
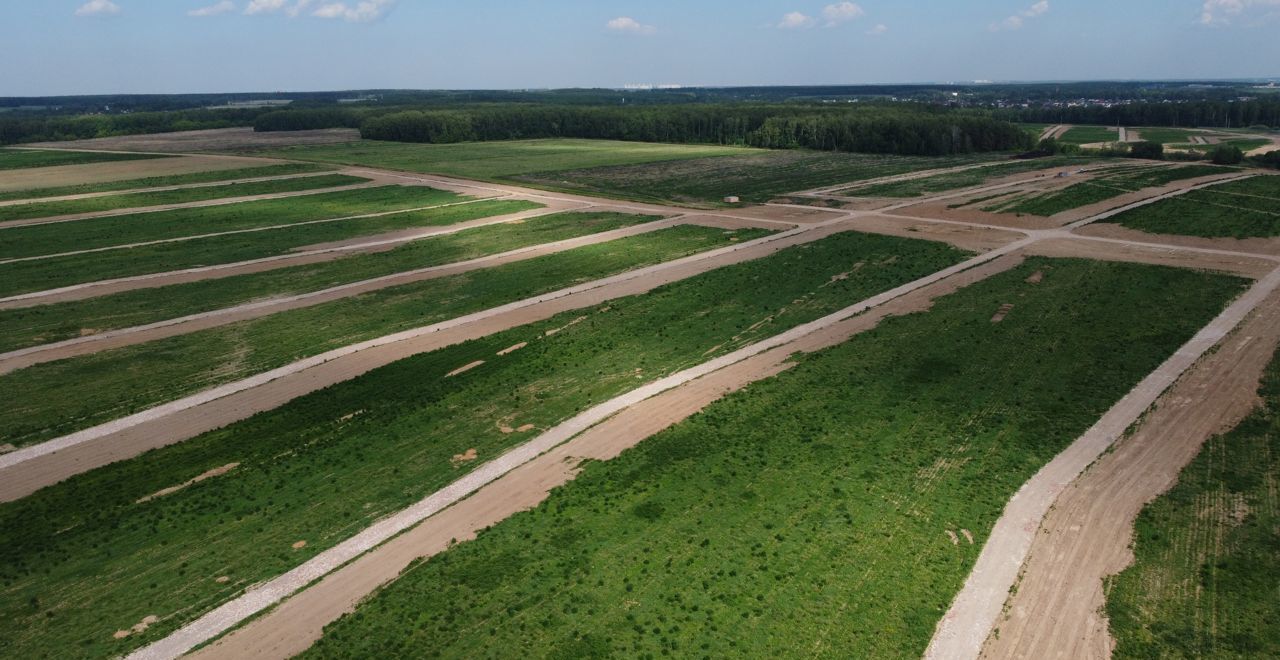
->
(3, 1), (1279, 96)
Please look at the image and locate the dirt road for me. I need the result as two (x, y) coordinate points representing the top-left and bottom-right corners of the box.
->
(978, 285), (1280, 660)
(132, 246), (1033, 660)
(923, 265), (1280, 660)
(0, 218), (879, 502)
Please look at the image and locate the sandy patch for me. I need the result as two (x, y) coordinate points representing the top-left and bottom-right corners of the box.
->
(991, 304), (1015, 323)
(115, 614), (160, 639)
(136, 463), (240, 503)
(292, 541), (307, 550)
(445, 361), (485, 378)
(215, 576), (230, 584)
(544, 315), (588, 337)
(0, 443), (14, 455)
(1025, 270), (1044, 284)
(497, 342), (528, 356)
(961, 529), (974, 545)
(450, 448), (478, 467)
(516, 424), (536, 433)
(947, 530), (960, 545)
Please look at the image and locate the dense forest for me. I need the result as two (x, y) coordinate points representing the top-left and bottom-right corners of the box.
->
(998, 97), (1280, 130)
(354, 105), (1032, 156)
(0, 108), (264, 145)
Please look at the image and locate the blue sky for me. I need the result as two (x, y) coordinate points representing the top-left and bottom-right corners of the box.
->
(2, 1), (1278, 96)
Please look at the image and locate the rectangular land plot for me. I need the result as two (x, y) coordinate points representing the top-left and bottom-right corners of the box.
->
(0, 211), (667, 353)
(0, 173), (369, 223)
(257, 139), (751, 180)
(1101, 175), (1280, 238)
(0, 195), (541, 298)
(1105, 345), (1280, 659)
(0, 231), (974, 658)
(0, 163), (335, 203)
(0, 149), (169, 170)
(1059, 126), (1120, 145)
(988, 165), (1233, 217)
(837, 157), (1096, 198)
(292, 259), (1246, 660)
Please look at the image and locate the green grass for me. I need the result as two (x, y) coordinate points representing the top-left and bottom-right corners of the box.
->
(0, 223), (781, 448)
(1104, 175), (1280, 238)
(0, 185), (462, 260)
(257, 138), (1004, 207)
(0, 212), (668, 353)
(0, 149), (169, 170)
(1105, 344), (1280, 659)
(0, 174), (369, 223)
(516, 151), (1004, 206)
(257, 139), (751, 180)
(989, 165), (1232, 217)
(1059, 126), (1121, 145)
(0, 163), (335, 202)
(839, 157), (1094, 198)
(0, 194), (543, 298)
(0, 230), (968, 659)
(1132, 128), (1198, 145)
(297, 258), (1246, 660)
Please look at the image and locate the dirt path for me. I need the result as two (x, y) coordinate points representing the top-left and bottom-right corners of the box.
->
(0, 218), (881, 502)
(0, 201), (587, 308)
(923, 264), (1280, 660)
(0, 155), (289, 194)
(978, 284), (1280, 660)
(0, 216), (697, 374)
(0, 179), (392, 230)
(133, 247), (1032, 660)
(0, 171), (345, 208)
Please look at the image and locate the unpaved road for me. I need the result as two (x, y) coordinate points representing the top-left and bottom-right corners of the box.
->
(0, 218), (875, 502)
(923, 265), (1280, 660)
(0, 155), (288, 194)
(135, 246), (1032, 660)
(979, 284), (1280, 660)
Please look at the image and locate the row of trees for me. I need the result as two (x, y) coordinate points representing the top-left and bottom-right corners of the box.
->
(0, 108), (264, 145)
(355, 105), (1033, 156)
(997, 98), (1280, 130)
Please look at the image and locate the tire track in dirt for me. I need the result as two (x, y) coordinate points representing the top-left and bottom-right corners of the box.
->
(978, 285), (1280, 660)
(130, 246), (1032, 660)
(923, 265), (1280, 660)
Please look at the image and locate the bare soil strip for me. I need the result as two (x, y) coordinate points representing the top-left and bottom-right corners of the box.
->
(0, 217), (686, 373)
(0, 201), (586, 308)
(923, 265), (1280, 660)
(0, 155), (286, 194)
(979, 285), (1280, 660)
(0, 171), (339, 208)
(0, 218), (873, 502)
(129, 244), (1034, 660)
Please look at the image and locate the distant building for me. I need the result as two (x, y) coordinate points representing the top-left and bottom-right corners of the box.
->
(723, 196), (740, 204)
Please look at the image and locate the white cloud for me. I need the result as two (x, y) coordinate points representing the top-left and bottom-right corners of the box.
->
(74, 0), (121, 17)
(189, 1), (236, 17)
(990, 1), (1050, 31)
(821, 2), (864, 27)
(777, 11), (816, 29)
(1201, 0), (1280, 25)
(866, 23), (888, 35)
(244, 0), (392, 22)
(606, 16), (656, 35)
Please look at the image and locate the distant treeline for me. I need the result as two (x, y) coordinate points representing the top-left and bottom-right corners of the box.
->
(999, 98), (1280, 129)
(347, 105), (1032, 156)
(0, 108), (263, 145)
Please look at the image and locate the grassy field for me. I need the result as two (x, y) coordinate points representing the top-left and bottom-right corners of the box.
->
(1132, 128), (1197, 145)
(0, 196), (544, 298)
(0, 231), (970, 659)
(517, 151), (1003, 206)
(0, 185), (462, 260)
(297, 258), (1246, 659)
(1059, 126), (1120, 145)
(838, 157), (1094, 198)
(0, 224), (780, 448)
(1102, 175), (1280, 238)
(256, 139), (750, 180)
(0, 149), (169, 170)
(0, 163), (335, 202)
(0, 173), (368, 223)
(0, 212), (666, 353)
(986, 165), (1231, 217)
(1105, 345), (1280, 659)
